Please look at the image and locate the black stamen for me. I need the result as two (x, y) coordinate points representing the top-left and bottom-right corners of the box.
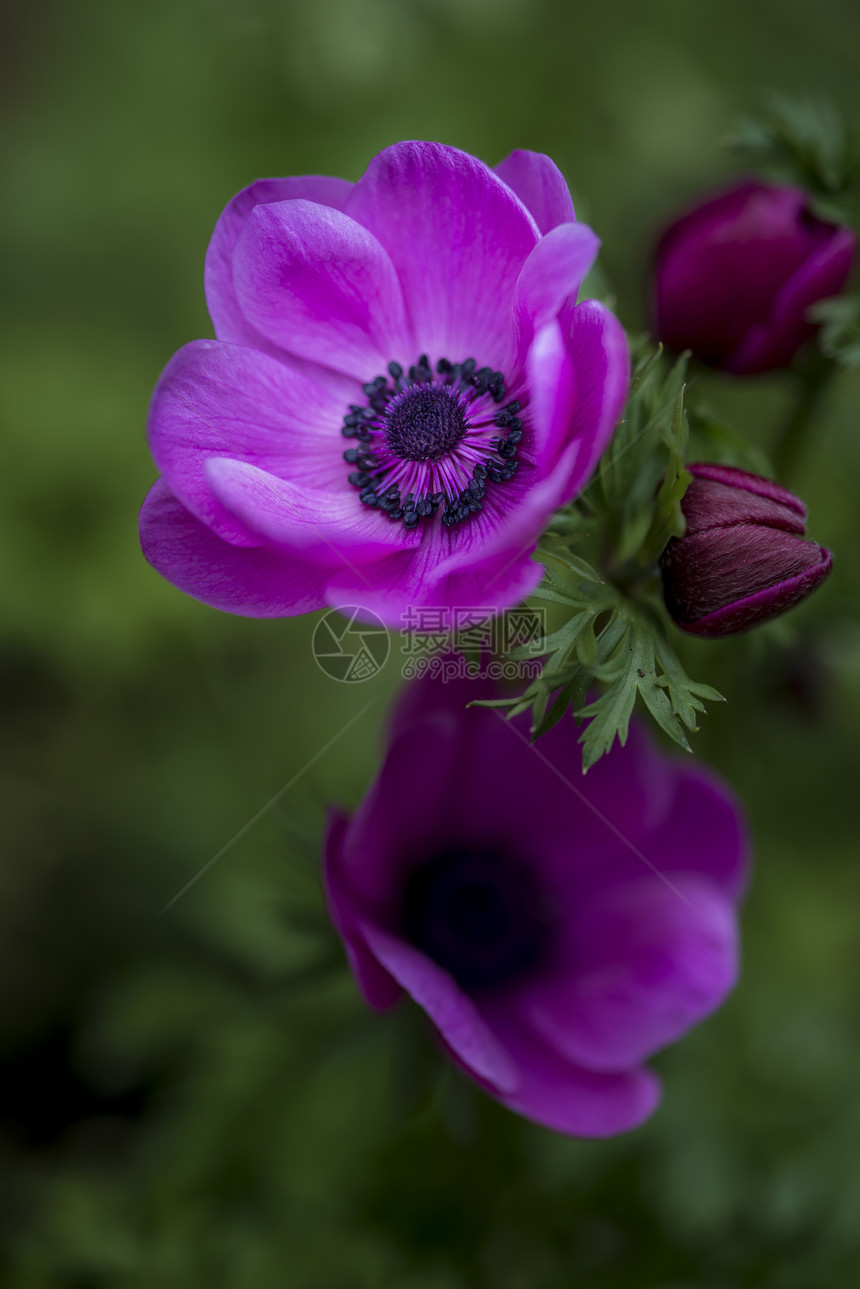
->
(341, 355), (524, 530)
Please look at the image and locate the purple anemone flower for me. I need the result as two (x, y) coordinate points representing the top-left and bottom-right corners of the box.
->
(324, 673), (749, 1137)
(140, 142), (628, 624)
(653, 179), (856, 375)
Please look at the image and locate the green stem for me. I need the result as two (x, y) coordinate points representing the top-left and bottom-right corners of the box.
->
(773, 360), (836, 481)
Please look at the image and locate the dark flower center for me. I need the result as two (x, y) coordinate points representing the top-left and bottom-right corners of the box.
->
(341, 355), (525, 531)
(384, 385), (468, 462)
(401, 848), (549, 992)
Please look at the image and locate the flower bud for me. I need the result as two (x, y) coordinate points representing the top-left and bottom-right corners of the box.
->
(660, 464), (832, 637)
(653, 181), (856, 374)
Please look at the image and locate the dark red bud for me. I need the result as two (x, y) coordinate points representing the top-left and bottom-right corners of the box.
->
(660, 464), (832, 637)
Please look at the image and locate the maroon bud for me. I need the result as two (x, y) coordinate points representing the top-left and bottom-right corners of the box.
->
(660, 464), (832, 637)
(653, 180), (856, 374)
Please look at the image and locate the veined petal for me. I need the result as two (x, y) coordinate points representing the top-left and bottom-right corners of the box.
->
(514, 222), (601, 332)
(147, 340), (357, 546)
(205, 457), (421, 564)
(345, 141), (539, 371)
(526, 318), (578, 467)
(560, 299), (629, 491)
(324, 545), (544, 629)
(233, 200), (412, 380)
(423, 302), (627, 586)
(205, 175), (352, 349)
(139, 479), (327, 617)
(494, 149), (576, 233)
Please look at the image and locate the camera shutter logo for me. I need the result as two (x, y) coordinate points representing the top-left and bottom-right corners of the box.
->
(312, 607), (391, 682)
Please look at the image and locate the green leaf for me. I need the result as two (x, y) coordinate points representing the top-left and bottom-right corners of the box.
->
(574, 620), (599, 668)
(485, 334), (730, 769)
(585, 341), (691, 567)
(576, 614), (700, 769)
(631, 630), (690, 751)
(809, 295), (860, 368)
(509, 609), (594, 661)
(535, 676), (583, 738)
(577, 619), (639, 769)
(653, 629), (725, 730)
(640, 379), (691, 563)
(727, 93), (860, 226)
(629, 340), (665, 396)
(468, 696), (520, 710)
(538, 546), (604, 584)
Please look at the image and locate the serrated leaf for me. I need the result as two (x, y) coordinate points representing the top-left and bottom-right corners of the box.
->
(468, 696), (519, 711)
(574, 621), (599, 668)
(510, 609), (595, 661)
(539, 547), (604, 584)
(577, 616), (699, 767)
(534, 676), (583, 739)
(653, 629), (724, 730)
(640, 449), (690, 565)
(577, 621), (638, 769)
(535, 564), (596, 603)
(630, 625), (691, 751)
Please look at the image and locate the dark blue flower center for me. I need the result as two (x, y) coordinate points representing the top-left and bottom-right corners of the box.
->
(384, 385), (468, 462)
(401, 849), (548, 992)
(341, 355), (524, 531)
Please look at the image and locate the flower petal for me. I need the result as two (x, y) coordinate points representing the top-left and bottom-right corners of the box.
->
(513, 875), (739, 1073)
(205, 175), (352, 350)
(420, 304), (627, 591)
(680, 538), (832, 637)
(139, 479), (327, 616)
(525, 318), (578, 468)
(365, 679), (676, 892)
(345, 141), (539, 370)
(559, 299), (630, 492)
(681, 465), (807, 535)
(494, 150), (576, 233)
(147, 340), (356, 546)
(328, 711), (464, 919)
(323, 810), (402, 1010)
(650, 763), (751, 898)
(729, 225), (856, 373)
(322, 524), (545, 627)
(514, 222), (601, 332)
(233, 200), (412, 380)
(445, 705), (677, 893)
(361, 922), (520, 1093)
(468, 1002), (661, 1136)
(205, 457), (421, 564)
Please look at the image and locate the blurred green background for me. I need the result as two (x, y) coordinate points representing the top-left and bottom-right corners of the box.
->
(3, 0), (860, 1284)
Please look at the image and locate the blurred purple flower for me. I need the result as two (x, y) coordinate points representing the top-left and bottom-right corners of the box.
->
(661, 463), (832, 638)
(653, 179), (855, 374)
(140, 143), (628, 625)
(324, 673), (749, 1137)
